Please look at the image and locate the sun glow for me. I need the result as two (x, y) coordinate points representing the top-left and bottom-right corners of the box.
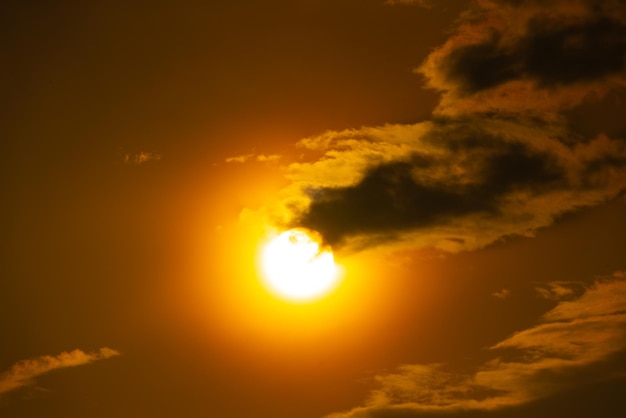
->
(260, 229), (339, 302)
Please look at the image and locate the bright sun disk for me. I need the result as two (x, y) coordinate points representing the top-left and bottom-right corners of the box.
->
(260, 229), (339, 301)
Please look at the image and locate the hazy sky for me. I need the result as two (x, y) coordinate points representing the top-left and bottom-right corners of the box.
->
(2, 1), (626, 417)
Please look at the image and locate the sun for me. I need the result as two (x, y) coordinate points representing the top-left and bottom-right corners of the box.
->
(260, 229), (339, 302)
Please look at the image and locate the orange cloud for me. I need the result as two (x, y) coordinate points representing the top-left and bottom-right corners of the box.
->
(274, 120), (626, 252)
(0, 347), (120, 396)
(534, 281), (581, 300)
(225, 153), (281, 164)
(327, 274), (626, 417)
(124, 151), (162, 165)
(258, 0), (626, 253)
(492, 288), (511, 299)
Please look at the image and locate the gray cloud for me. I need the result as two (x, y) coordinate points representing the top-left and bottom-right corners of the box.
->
(280, 117), (625, 252)
(271, 0), (626, 252)
(420, 0), (626, 117)
(437, 16), (626, 94)
(328, 273), (626, 417)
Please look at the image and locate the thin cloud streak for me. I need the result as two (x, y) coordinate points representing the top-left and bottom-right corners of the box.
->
(534, 281), (582, 300)
(225, 153), (282, 164)
(0, 348), (120, 396)
(124, 151), (162, 165)
(491, 288), (511, 299)
(328, 273), (626, 417)
(225, 153), (254, 163)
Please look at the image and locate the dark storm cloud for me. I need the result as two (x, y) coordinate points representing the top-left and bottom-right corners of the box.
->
(275, 0), (626, 251)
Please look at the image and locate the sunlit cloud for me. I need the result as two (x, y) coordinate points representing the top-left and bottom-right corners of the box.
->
(124, 151), (162, 165)
(0, 348), (120, 396)
(312, 2), (626, 415)
(225, 153), (254, 163)
(328, 273), (626, 417)
(225, 153), (281, 164)
(256, 153), (282, 163)
(491, 288), (511, 299)
(275, 120), (626, 252)
(258, 0), (626, 253)
(534, 281), (582, 300)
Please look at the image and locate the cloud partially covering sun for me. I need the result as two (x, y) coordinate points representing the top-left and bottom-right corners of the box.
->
(254, 0), (626, 255)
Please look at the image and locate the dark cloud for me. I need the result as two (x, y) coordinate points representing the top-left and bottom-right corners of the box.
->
(417, 0), (626, 117)
(296, 124), (568, 247)
(525, 17), (626, 86)
(442, 34), (519, 95)
(274, 0), (626, 251)
(279, 116), (625, 252)
(442, 16), (626, 96)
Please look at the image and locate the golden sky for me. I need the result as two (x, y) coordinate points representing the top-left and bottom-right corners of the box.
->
(2, 1), (626, 417)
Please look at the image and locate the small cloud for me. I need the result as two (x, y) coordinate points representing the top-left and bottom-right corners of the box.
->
(256, 154), (281, 163)
(124, 151), (161, 165)
(535, 281), (581, 300)
(0, 347), (120, 396)
(492, 288), (511, 299)
(225, 153), (254, 163)
(225, 153), (282, 164)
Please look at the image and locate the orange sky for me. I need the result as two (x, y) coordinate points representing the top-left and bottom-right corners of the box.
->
(2, 1), (626, 417)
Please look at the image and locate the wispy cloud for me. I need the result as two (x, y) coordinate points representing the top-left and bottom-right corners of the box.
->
(534, 281), (582, 300)
(0, 348), (120, 396)
(124, 151), (162, 165)
(256, 153), (282, 163)
(328, 273), (626, 417)
(225, 153), (281, 164)
(492, 288), (511, 299)
(225, 153), (254, 163)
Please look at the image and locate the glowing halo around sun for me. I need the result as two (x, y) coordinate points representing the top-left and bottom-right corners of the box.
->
(260, 229), (340, 302)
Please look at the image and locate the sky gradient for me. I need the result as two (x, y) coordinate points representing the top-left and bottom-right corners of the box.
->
(2, 1), (626, 417)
